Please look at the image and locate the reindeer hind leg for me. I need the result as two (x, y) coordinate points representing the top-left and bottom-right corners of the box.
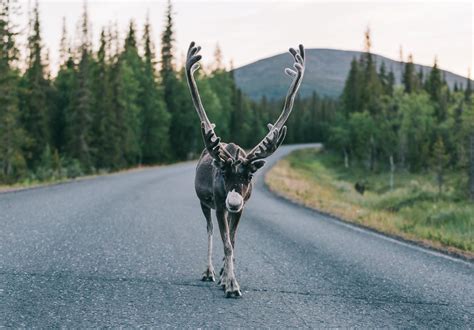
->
(200, 202), (216, 282)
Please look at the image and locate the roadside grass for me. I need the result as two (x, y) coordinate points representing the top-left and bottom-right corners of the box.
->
(0, 164), (166, 193)
(0, 171), (107, 193)
(265, 148), (474, 258)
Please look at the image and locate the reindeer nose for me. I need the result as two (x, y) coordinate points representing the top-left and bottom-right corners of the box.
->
(226, 189), (243, 213)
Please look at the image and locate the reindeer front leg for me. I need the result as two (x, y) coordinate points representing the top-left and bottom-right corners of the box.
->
(216, 207), (241, 297)
(200, 202), (215, 281)
(219, 211), (241, 278)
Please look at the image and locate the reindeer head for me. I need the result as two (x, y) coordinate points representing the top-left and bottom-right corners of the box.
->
(209, 146), (266, 213)
(186, 41), (305, 213)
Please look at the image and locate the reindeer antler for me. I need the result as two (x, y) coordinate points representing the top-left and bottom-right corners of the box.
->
(246, 44), (306, 163)
(185, 41), (234, 164)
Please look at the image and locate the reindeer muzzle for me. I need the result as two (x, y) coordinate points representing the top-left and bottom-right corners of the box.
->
(226, 189), (243, 213)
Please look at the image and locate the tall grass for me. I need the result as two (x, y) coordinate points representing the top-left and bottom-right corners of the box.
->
(266, 149), (474, 255)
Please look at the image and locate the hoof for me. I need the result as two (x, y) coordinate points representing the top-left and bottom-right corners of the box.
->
(201, 267), (216, 282)
(224, 278), (241, 298)
(225, 289), (242, 298)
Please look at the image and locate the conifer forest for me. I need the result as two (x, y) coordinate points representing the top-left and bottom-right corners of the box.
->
(0, 0), (473, 202)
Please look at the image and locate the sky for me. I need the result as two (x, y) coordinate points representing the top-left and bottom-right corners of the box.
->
(16, 0), (473, 78)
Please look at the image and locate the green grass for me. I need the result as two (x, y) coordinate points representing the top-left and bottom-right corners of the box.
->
(266, 148), (474, 257)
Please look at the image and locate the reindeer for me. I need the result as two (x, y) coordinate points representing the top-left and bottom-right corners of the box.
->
(185, 42), (305, 297)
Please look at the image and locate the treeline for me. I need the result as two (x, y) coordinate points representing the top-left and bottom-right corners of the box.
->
(0, 0), (331, 184)
(326, 29), (474, 197)
(2, 0), (473, 199)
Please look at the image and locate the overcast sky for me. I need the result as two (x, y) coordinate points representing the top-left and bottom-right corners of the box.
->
(17, 0), (473, 77)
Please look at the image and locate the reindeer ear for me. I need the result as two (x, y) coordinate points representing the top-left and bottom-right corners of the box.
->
(249, 159), (266, 173)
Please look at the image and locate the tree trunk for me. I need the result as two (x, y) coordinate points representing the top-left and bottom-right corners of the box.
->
(344, 148), (349, 169)
(389, 155), (395, 191)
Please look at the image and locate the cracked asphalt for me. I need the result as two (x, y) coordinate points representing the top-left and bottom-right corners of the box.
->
(1, 144), (473, 327)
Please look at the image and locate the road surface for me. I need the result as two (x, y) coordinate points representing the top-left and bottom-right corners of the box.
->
(1, 144), (473, 327)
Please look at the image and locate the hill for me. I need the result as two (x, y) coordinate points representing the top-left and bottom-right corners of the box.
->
(233, 48), (472, 100)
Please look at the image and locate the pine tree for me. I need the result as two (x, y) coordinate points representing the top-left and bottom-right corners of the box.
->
(51, 17), (73, 152)
(426, 58), (442, 101)
(66, 2), (93, 169)
(91, 28), (118, 169)
(208, 52), (237, 140)
(58, 17), (69, 68)
(161, 0), (174, 85)
(20, 1), (50, 165)
(342, 58), (362, 115)
(118, 20), (143, 164)
(379, 61), (388, 93)
(140, 16), (171, 163)
(0, 0), (27, 182)
(402, 54), (419, 93)
(360, 27), (383, 116)
(379, 62), (395, 96)
(174, 68), (200, 158)
(425, 58), (447, 122)
(160, 0), (197, 160)
(53, 57), (75, 154)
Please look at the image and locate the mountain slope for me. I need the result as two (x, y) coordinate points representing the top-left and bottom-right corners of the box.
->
(233, 48), (471, 100)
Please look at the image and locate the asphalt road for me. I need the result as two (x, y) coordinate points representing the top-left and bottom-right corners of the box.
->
(1, 144), (473, 327)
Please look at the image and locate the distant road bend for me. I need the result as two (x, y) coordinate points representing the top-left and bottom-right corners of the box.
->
(1, 144), (473, 327)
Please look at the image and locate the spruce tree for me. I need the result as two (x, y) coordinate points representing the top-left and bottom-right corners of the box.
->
(0, 0), (27, 182)
(360, 27), (383, 115)
(425, 58), (449, 122)
(66, 3), (93, 169)
(426, 58), (442, 102)
(91, 28), (118, 169)
(140, 17), (171, 163)
(161, 0), (174, 87)
(51, 17), (72, 153)
(208, 52), (237, 140)
(402, 54), (418, 93)
(118, 20), (142, 164)
(160, 0), (196, 159)
(20, 1), (50, 165)
(342, 58), (362, 115)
